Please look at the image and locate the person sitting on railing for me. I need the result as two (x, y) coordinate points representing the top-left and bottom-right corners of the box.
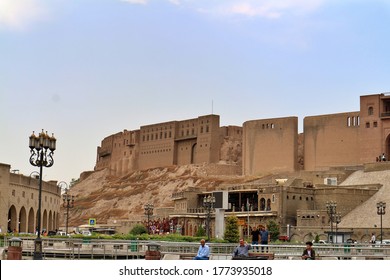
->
(233, 239), (252, 258)
(193, 239), (210, 260)
(302, 241), (316, 260)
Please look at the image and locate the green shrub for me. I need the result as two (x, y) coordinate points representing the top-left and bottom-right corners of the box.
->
(130, 224), (147, 235)
(195, 225), (206, 237)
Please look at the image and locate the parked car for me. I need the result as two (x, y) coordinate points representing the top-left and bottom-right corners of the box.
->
(82, 230), (92, 236)
(278, 235), (289, 242)
(375, 240), (390, 245)
(313, 240), (327, 244)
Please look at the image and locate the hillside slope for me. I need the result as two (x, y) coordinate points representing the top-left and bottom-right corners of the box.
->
(66, 164), (247, 227)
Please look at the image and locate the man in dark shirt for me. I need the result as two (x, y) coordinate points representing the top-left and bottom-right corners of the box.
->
(251, 226), (260, 252)
(302, 241), (316, 260)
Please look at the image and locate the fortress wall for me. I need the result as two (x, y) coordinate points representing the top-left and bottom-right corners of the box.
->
(139, 121), (177, 170)
(359, 94), (389, 163)
(304, 112), (360, 171)
(243, 117), (298, 176)
(200, 115), (220, 164)
(220, 126), (243, 140)
(313, 187), (379, 215)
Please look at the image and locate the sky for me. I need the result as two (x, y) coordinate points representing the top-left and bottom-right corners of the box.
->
(1, 0), (389, 185)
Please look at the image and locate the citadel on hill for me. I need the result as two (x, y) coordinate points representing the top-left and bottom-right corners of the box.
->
(95, 93), (390, 176)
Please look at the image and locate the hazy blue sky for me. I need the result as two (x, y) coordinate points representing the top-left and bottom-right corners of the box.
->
(1, 0), (389, 184)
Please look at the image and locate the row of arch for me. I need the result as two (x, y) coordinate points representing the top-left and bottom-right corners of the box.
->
(7, 205), (60, 233)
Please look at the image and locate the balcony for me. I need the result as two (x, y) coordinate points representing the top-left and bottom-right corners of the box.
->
(380, 111), (390, 119)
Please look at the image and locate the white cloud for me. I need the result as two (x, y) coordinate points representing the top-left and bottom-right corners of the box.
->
(0, 0), (47, 31)
(209, 0), (327, 19)
(120, 0), (148, 5)
(168, 0), (181, 5)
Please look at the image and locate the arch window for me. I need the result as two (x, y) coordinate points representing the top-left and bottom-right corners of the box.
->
(368, 106), (374, 115)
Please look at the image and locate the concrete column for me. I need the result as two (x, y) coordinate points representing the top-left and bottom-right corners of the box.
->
(214, 209), (225, 239)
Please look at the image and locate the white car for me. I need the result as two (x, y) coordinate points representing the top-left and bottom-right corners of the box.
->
(375, 240), (390, 245)
(313, 240), (327, 244)
(82, 230), (92, 236)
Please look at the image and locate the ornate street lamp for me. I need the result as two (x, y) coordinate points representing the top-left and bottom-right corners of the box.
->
(144, 203), (154, 234)
(59, 181), (74, 234)
(29, 129), (56, 260)
(203, 195), (215, 241)
(326, 201), (337, 243)
(377, 202), (386, 244)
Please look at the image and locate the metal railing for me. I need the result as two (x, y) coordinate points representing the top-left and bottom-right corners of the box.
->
(2, 236), (390, 260)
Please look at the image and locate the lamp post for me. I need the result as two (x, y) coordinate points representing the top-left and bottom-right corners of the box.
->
(29, 129), (56, 260)
(376, 202), (386, 244)
(203, 194), (215, 241)
(144, 203), (154, 234)
(326, 201), (337, 243)
(59, 182), (74, 234)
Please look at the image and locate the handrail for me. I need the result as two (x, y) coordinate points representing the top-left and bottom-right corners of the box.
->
(2, 236), (390, 260)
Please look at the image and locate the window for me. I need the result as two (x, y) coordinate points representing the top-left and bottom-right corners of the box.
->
(374, 121), (378, 127)
(12, 190), (15, 196)
(347, 117), (351, 127)
(368, 106), (374, 115)
(366, 122), (370, 128)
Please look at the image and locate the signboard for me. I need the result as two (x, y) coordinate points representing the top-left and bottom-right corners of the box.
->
(89, 218), (96, 226)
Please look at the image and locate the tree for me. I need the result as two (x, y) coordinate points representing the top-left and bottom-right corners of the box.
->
(267, 220), (280, 242)
(224, 216), (240, 243)
(195, 225), (206, 237)
(69, 178), (80, 188)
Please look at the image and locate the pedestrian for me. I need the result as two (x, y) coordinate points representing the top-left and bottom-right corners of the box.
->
(260, 226), (269, 253)
(251, 226), (260, 252)
(193, 239), (210, 260)
(370, 233), (376, 244)
(302, 241), (316, 260)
